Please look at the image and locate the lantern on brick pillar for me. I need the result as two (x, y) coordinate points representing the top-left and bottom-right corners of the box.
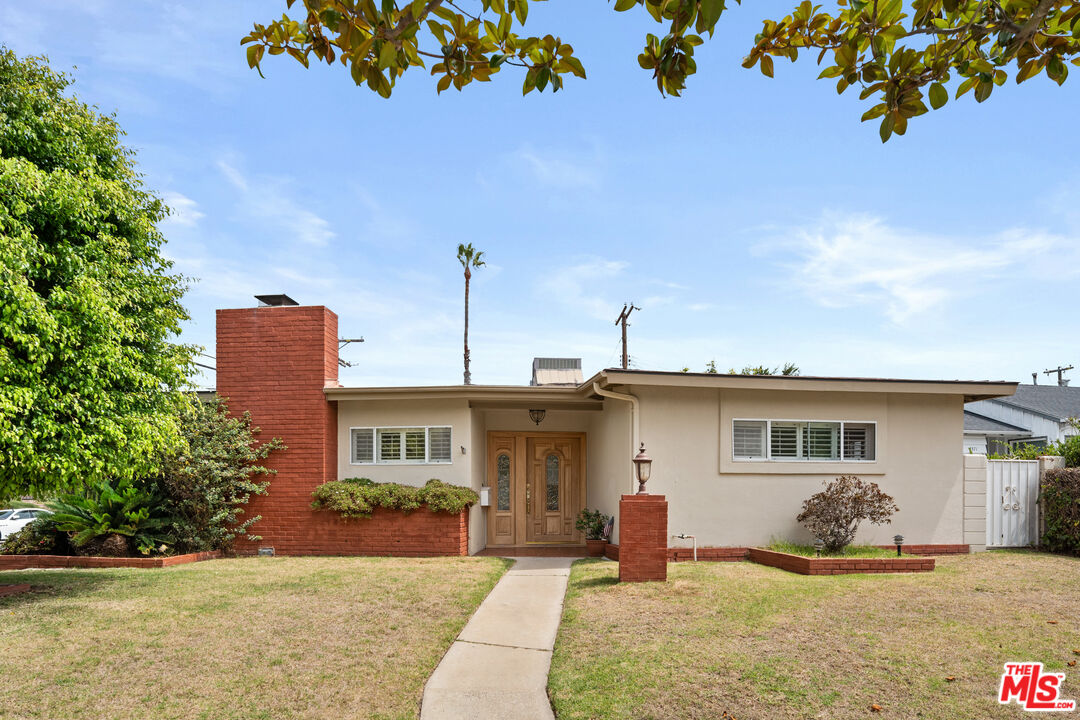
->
(633, 442), (652, 495)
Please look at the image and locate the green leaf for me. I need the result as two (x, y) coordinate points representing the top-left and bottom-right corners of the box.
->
(614, 0), (637, 10)
(378, 41), (397, 69)
(879, 112), (895, 142)
(928, 82), (947, 109)
(760, 54), (774, 78)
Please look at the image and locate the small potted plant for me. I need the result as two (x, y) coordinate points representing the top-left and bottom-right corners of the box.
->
(576, 508), (611, 557)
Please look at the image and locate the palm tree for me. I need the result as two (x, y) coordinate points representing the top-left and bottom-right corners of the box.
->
(457, 243), (485, 385)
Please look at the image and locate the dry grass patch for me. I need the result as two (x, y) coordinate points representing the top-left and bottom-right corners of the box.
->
(0, 556), (510, 720)
(550, 551), (1080, 720)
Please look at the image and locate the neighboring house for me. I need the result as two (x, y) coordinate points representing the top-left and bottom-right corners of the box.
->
(964, 384), (1080, 454)
(215, 299), (1017, 557)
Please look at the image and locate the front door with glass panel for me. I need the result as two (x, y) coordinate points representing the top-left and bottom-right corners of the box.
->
(525, 436), (579, 543)
(486, 432), (584, 546)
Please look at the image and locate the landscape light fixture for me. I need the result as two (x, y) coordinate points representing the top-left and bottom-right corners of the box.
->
(893, 534), (905, 557)
(529, 409), (546, 426)
(813, 538), (824, 557)
(633, 442), (653, 494)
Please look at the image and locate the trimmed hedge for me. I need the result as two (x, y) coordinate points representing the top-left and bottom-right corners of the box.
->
(310, 478), (479, 519)
(1041, 468), (1080, 556)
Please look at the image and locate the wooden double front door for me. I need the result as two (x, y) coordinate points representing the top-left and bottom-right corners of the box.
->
(486, 432), (585, 546)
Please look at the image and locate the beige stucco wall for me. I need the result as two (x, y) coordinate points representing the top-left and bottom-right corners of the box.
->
(586, 402), (632, 543)
(336, 398), (473, 487)
(337, 398), (487, 553)
(625, 384), (965, 548)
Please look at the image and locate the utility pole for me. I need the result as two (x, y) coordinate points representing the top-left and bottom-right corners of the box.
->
(614, 303), (640, 370)
(1043, 365), (1074, 387)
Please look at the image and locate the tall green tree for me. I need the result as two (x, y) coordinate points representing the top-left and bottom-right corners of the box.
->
(0, 48), (195, 500)
(244, 0), (1080, 141)
(456, 243), (485, 385)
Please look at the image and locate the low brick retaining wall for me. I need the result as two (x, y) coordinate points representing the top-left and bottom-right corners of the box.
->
(0, 550), (221, 571)
(0, 583), (31, 597)
(747, 548), (935, 575)
(605, 544), (751, 562)
(875, 544), (969, 556)
(238, 508), (469, 557)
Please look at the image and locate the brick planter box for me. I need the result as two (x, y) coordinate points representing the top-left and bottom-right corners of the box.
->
(875, 544), (969, 556)
(0, 551), (221, 571)
(0, 583), (31, 597)
(239, 507), (470, 557)
(747, 548), (934, 575)
(605, 544), (750, 562)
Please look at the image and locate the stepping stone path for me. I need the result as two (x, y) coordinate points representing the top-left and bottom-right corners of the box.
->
(421, 557), (574, 720)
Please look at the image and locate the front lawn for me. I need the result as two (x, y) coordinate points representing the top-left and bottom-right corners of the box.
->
(550, 552), (1080, 719)
(0, 556), (510, 720)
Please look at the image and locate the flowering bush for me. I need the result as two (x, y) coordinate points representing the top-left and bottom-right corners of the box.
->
(0, 515), (70, 555)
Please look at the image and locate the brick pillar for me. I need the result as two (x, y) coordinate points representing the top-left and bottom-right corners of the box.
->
(216, 305), (339, 555)
(618, 494), (668, 582)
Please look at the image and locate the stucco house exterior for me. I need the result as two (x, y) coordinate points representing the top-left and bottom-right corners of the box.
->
(216, 299), (1017, 558)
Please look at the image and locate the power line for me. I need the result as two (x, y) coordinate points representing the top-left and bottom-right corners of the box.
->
(614, 303), (640, 370)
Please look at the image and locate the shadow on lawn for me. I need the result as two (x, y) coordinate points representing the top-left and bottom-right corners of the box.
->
(0, 570), (127, 609)
(573, 575), (619, 589)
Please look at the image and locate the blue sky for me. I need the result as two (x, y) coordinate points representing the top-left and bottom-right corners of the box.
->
(4, 1), (1078, 388)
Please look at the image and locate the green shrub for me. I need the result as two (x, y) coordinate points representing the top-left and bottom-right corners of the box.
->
(311, 479), (478, 518)
(575, 508), (610, 540)
(0, 515), (69, 555)
(1040, 468), (1080, 556)
(48, 479), (174, 556)
(146, 397), (283, 553)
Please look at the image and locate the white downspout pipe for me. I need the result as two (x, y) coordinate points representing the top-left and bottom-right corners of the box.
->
(592, 382), (639, 495)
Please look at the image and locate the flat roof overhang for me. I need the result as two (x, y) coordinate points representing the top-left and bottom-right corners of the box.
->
(323, 384), (601, 410)
(324, 370), (1018, 405)
(592, 369), (1019, 403)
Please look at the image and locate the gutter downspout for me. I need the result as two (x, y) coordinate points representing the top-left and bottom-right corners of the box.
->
(592, 381), (639, 495)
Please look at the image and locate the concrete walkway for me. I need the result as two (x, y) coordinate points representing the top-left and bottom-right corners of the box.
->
(420, 556), (574, 720)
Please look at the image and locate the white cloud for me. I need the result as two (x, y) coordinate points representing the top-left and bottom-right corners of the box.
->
(160, 191), (204, 228)
(509, 145), (601, 189)
(541, 258), (627, 321)
(216, 159), (335, 247)
(764, 212), (1066, 323)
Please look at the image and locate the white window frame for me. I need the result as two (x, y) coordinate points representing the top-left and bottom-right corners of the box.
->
(731, 418), (877, 463)
(349, 426), (453, 466)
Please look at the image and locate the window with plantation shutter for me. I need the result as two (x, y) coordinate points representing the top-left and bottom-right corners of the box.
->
(429, 427), (452, 463)
(349, 426), (453, 464)
(733, 420), (766, 459)
(733, 419), (876, 462)
(843, 423), (875, 461)
(351, 428), (374, 464)
(770, 423), (799, 458)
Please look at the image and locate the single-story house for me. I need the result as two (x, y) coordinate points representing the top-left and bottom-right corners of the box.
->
(964, 383), (1080, 454)
(215, 299), (1017, 557)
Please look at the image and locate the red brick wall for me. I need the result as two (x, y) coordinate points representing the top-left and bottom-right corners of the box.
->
(747, 548), (935, 575)
(618, 494), (668, 582)
(0, 551), (221, 570)
(216, 304), (468, 556)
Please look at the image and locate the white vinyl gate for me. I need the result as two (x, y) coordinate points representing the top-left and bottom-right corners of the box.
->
(986, 459), (1039, 548)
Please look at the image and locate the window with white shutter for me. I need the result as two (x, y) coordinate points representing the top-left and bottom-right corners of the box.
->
(770, 423), (799, 459)
(428, 427), (452, 463)
(842, 423), (876, 461)
(732, 420), (766, 459)
(351, 428), (374, 464)
(733, 419), (876, 462)
(350, 426), (453, 464)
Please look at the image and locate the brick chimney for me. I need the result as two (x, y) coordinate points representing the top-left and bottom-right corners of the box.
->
(216, 300), (339, 554)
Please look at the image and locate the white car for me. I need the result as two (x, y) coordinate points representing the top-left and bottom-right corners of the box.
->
(0, 508), (51, 540)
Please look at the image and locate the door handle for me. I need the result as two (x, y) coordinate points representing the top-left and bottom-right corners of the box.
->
(526, 484), (531, 515)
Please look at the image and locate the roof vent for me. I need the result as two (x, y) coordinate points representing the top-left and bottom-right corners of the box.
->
(531, 358), (583, 387)
(255, 294), (299, 307)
